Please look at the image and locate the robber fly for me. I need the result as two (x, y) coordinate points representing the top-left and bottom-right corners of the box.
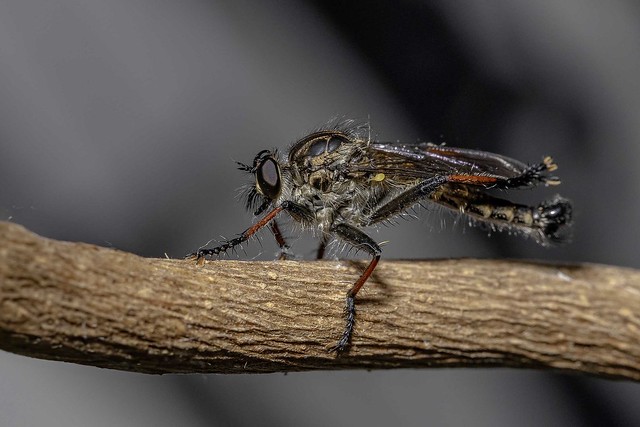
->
(188, 121), (572, 352)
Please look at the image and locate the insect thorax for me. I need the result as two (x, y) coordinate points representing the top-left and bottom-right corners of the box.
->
(285, 132), (388, 230)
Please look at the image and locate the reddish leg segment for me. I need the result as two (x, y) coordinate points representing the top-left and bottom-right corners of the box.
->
(189, 206), (283, 264)
(329, 223), (382, 352)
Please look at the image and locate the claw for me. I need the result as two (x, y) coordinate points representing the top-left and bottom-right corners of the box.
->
(185, 251), (207, 266)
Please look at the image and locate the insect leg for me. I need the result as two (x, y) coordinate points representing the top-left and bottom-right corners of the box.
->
(366, 176), (449, 225)
(279, 200), (321, 258)
(316, 234), (328, 259)
(280, 200), (316, 223)
(449, 157), (560, 190)
(499, 156), (560, 189)
(269, 220), (292, 260)
(328, 223), (381, 353)
(367, 172), (571, 244)
(187, 206), (283, 264)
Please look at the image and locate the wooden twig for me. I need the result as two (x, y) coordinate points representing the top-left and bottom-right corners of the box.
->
(0, 221), (639, 379)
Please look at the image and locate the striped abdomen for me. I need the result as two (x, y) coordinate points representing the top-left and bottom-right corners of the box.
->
(430, 183), (572, 246)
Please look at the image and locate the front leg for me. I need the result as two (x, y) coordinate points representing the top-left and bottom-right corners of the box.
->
(187, 201), (314, 264)
(187, 206), (284, 264)
(269, 220), (293, 260)
(328, 223), (381, 353)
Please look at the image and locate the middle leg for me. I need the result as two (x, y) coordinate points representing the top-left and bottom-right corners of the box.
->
(328, 222), (381, 353)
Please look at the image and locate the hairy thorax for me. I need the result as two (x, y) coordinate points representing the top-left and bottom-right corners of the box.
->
(286, 134), (388, 231)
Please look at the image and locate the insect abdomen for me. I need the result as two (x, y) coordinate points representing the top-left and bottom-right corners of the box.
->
(532, 196), (573, 245)
(432, 185), (572, 245)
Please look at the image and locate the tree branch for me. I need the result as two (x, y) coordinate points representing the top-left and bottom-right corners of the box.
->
(1, 221), (639, 380)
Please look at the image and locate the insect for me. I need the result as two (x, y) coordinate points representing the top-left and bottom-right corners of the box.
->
(188, 121), (572, 352)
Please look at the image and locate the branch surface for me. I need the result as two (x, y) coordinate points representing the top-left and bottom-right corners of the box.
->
(1, 221), (639, 379)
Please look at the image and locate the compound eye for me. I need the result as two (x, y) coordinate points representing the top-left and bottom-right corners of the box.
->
(256, 157), (281, 200)
(308, 138), (327, 157)
(326, 136), (343, 153)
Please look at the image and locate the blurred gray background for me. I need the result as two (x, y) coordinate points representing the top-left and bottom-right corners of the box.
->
(1, 0), (639, 426)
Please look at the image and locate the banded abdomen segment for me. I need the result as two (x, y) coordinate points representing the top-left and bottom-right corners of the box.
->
(430, 183), (572, 246)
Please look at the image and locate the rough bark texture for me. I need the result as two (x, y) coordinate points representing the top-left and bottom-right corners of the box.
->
(1, 221), (639, 379)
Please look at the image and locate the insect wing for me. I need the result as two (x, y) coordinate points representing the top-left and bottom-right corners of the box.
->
(369, 143), (531, 181)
